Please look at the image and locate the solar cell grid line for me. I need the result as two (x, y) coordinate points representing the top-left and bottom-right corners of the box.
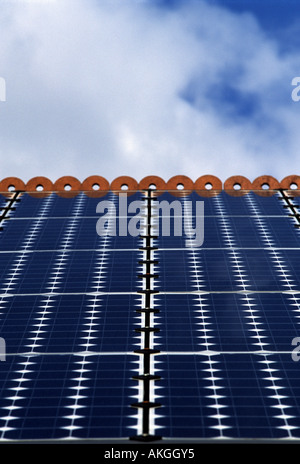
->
(212, 193), (299, 438)
(0, 193), (88, 439)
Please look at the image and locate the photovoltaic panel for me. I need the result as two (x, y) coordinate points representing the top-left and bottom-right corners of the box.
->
(0, 188), (300, 442)
(0, 354), (137, 440)
(155, 352), (300, 439)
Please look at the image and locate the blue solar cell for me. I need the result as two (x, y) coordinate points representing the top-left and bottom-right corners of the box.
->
(0, 218), (144, 251)
(0, 250), (141, 294)
(221, 191), (288, 215)
(154, 292), (300, 353)
(0, 354), (137, 440)
(3, 192), (142, 218)
(156, 353), (300, 439)
(156, 191), (287, 215)
(0, 294), (142, 353)
(155, 249), (300, 292)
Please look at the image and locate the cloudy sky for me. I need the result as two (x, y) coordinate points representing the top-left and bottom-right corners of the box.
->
(0, 0), (299, 184)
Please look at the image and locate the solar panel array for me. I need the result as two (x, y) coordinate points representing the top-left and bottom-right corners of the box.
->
(0, 187), (300, 441)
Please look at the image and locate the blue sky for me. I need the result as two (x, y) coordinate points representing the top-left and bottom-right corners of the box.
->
(0, 0), (299, 183)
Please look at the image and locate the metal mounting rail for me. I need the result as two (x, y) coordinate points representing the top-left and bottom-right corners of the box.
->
(130, 189), (162, 442)
(0, 191), (23, 231)
(278, 188), (300, 228)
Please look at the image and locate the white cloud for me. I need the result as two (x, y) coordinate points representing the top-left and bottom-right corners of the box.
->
(0, 0), (299, 184)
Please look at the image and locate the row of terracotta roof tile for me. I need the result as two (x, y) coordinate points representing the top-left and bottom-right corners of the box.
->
(0, 174), (299, 196)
